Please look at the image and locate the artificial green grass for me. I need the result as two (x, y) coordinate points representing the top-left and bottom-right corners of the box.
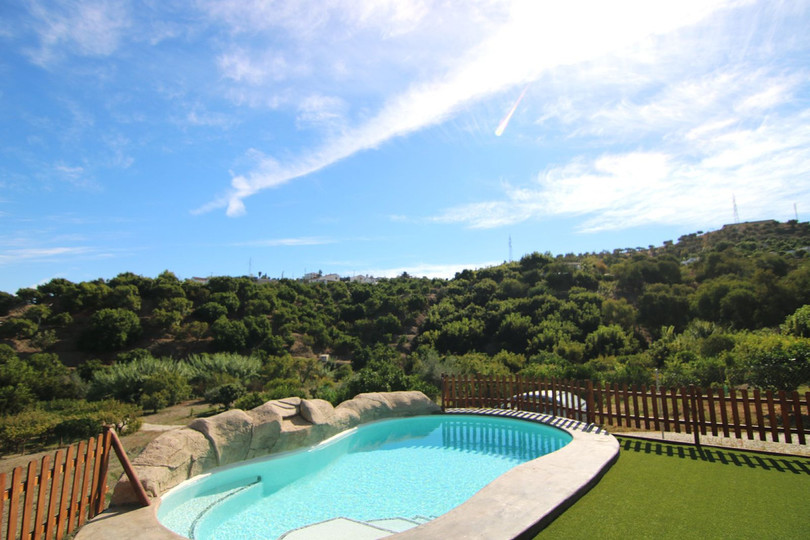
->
(536, 438), (810, 540)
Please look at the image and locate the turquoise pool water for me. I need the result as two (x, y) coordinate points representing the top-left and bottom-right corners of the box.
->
(158, 414), (572, 539)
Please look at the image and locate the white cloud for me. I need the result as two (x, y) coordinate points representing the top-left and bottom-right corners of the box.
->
(235, 237), (335, 247)
(296, 95), (348, 128)
(0, 246), (92, 265)
(25, 0), (131, 65)
(199, 0), (738, 216)
(434, 107), (810, 232)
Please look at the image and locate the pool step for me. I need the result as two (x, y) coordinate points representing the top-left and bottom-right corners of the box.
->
(280, 515), (435, 539)
(365, 517), (425, 532)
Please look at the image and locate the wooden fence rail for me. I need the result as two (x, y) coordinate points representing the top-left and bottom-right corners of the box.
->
(1, 427), (149, 540)
(441, 375), (810, 446)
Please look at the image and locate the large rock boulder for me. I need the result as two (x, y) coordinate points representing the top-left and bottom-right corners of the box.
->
(299, 398), (335, 425)
(245, 402), (283, 460)
(335, 391), (440, 428)
(110, 428), (216, 505)
(112, 391), (440, 505)
(188, 409), (254, 467)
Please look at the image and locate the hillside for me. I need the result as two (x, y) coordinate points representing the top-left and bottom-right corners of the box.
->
(1, 219), (810, 451)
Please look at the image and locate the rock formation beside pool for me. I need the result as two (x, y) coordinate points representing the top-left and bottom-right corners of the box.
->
(111, 391), (441, 505)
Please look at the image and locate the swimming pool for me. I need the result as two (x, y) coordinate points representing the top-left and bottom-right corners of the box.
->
(157, 414), (572, 539)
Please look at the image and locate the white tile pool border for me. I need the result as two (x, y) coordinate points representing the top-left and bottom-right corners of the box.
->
(76, 409), (619, 540)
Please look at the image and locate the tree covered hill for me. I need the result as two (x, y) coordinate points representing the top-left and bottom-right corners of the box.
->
(1, 219), (810, 449)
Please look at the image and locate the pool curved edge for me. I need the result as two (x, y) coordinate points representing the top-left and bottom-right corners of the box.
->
(75, 409), (618, 540)
(394, 409), (620, 539)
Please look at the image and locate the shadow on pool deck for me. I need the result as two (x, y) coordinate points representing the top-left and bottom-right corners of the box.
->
(616, 437), (810, 475)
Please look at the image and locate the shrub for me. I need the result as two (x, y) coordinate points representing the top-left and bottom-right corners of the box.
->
(0, 410), (60, 453)
(233, 392), (267, 410)
(194, 302), (228, 323)
(736, 333), (810, 391)
(184, 353), (260, 393)
(80, 308), (141, 351)
(782, 305), (810, 338)
(89, 356), (193, 403)
(211, 316), (248, 351)
(0, 317), (38, 339)
(205, 382), (246, 409)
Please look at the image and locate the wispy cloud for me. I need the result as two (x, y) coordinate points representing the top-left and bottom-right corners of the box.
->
(426, 2), (810, 233)
(235, 237), (335, 247)
(434, 107), (810, 232)
(24, 0), (131, 66)
(197, 1), (738, 217)
(0, 246), (93, 265)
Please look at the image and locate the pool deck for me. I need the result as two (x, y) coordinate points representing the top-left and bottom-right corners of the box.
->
(76, 409), (619, 540)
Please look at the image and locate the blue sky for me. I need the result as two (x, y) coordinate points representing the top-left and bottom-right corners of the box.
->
(1, 1), (809, 294)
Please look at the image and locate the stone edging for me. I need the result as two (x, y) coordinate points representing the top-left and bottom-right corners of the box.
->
(111, 391), (440, 505)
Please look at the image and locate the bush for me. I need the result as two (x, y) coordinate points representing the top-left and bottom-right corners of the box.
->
(233, 392), (267, 410)
(140, 391), (169, 414)
(185, 353), (260, 393)
(31, 329), (58, 350)
(0, 410), (60, 453)
(782, 305), (810, 338)
(89, 356), (193, 403)
(211, 316), (248, 351)
(47, 311), (73, 326)
(80, 308), (141, 351)
(263, 378), (305, 400)
(195, 302), (228, 323)
(0, 317), (38, 339)
(736, 334), (810, 391)
(205, 382), (246, 409)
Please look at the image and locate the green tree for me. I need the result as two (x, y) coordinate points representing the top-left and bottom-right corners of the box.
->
(205, 382), (247, 409)
(584, 325), (637, 359)
(0, 410), (60, 453)
(80, 308), (142, 351)
(195, 302), (228, 322)
(736, 333), (810, 391)
(638, 283), (692, 334)
(782, 305), (810, 338)
(141, 369), (191, 409)
(108, 284), (142, 311)
(0, 346), (36, 414)
(0, 291), (21, 316)
(0, 317), (38, 339)
(211, 316), (248, 351)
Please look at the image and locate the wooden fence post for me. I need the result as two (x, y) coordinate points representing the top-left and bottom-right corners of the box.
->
(104, 426), (151, 508)
(586, 380), (595, 425)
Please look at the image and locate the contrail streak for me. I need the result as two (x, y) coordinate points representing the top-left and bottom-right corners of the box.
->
(495, 84), (529, 136)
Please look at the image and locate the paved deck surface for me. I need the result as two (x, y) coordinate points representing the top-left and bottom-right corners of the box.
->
(613, 430), (810, 456)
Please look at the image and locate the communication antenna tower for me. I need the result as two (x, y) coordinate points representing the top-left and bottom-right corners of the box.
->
(509, 235), (513, 262)
(795, 203), (799, 221)
(732, 195), (740, 224)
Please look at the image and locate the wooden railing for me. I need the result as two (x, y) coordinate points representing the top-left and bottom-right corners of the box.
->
(0, 427), (149, 540)
(441, 375), (810, 446)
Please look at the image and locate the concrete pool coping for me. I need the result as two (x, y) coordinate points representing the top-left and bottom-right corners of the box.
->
(76, 409), (619, 540)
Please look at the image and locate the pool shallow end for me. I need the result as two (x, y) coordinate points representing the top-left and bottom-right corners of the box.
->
(76, 409), (618, 540)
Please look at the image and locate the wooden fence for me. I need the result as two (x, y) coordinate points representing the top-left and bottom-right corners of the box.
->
(441, 375), (810, 446)
(0, 428), (149, 540)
